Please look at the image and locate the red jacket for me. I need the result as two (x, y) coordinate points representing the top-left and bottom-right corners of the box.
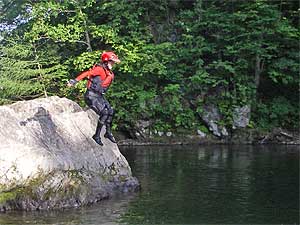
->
(75, 64), (114, 89)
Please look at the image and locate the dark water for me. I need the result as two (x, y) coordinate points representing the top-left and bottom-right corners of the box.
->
(120, 145), (299, 224)
(0, 145), (299, 224)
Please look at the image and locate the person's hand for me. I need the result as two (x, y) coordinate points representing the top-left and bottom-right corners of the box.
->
(67, 79), (77, 87)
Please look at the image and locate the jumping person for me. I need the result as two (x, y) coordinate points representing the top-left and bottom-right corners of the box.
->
(67, 51), (120, 146)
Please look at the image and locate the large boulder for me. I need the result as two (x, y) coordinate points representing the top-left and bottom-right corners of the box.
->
(0, 96), (139, 211)
(199, 104), (228, 138)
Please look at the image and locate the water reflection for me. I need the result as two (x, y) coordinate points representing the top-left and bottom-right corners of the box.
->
(120, 145), (299, 224)
(0, 194), (136, 225)
(0, 145), (298, 225)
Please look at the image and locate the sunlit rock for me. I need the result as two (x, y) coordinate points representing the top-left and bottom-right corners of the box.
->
(0, 96), (139, 211)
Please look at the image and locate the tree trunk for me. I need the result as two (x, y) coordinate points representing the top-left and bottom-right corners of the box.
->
(254, 53), (264, 97)
(255, 54), (261, 88)
(85, 28), (92, 52)
(33, 44), (47, 98)
(79, 8), (92, 52)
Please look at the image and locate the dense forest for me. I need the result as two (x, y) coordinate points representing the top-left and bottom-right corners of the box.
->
(0, 0), (299, 136)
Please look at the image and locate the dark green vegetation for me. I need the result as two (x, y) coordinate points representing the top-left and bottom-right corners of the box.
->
(0, 0), (299, 134)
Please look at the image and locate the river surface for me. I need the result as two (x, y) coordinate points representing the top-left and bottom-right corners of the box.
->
(0, 145), (299, 224)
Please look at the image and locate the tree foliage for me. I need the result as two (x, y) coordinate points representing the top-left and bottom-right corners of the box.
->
(0, 0), (298, 132)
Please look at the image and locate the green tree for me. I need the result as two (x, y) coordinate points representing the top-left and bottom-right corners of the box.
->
(0, 36), (67, 104)
(0, 0), (298, 132)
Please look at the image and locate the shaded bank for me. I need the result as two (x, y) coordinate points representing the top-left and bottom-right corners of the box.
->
(116, 128), (300, 146)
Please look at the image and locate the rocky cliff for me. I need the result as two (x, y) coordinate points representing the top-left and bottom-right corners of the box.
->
(0, 96), (139, 211)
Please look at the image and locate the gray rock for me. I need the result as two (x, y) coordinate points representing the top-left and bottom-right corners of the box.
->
(221, 127), (229, 136)
(135, 120), (150, 130)
(166, 132), (172, 137)
(0, 96), (139, 211)
(134, 120), (150, 138)
(197, 130), (206, 138)
(158, 131), (164, 137)
(233, 105), (250, 129)
(199, 104), (228, 137)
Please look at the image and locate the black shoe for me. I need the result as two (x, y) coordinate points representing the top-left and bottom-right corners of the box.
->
(92, 134), (103, 146)
(104, 132), (117, 143)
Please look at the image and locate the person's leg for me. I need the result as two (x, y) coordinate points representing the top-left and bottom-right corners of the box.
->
(92, 120), (104, 145)
(85, 91), (106, 145)
(103, 100), (116, 143)
(99, 108), (109, 125)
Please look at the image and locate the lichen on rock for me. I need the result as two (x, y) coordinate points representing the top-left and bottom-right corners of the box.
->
(0, 96), (139, 211)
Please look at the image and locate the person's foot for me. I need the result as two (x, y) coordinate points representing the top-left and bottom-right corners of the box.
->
(92, 134), (103, 146)
(104, 132), (117, 143)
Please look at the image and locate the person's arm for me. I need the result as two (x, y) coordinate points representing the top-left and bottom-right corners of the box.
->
(75, 70), (93, 82)
(67, 69), (93, 87)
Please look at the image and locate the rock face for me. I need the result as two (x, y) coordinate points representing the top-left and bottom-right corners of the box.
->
(199, 104), (229, 138)
(0, 96), (139, 211)
(233, 105), (251, 129)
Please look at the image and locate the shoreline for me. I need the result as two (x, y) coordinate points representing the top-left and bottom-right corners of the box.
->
(117, 137), (300, 146)
(116, 128), (300, 146)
